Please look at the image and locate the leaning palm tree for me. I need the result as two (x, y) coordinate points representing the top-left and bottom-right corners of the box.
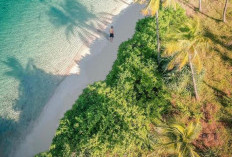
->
(223, 0), (229, 22)
(163, 19), (209, 100)
(134, 0), (176, 64)
(155, 122), (201, 157)
(199, 0), (202, 12)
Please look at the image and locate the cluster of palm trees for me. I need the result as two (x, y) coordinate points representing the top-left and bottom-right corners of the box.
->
(133, 1), (205, 156)
(132, 1), (231, 155)
(134, 0), (212, 101)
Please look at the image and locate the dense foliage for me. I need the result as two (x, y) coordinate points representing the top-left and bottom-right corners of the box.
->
(36, 8), (180, 156)
(37, 2), (232, 156)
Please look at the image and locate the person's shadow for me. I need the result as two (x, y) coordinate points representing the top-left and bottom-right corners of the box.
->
(0, 57), (64, 156)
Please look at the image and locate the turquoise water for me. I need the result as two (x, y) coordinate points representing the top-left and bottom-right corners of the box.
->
(0, 0), (128, 156)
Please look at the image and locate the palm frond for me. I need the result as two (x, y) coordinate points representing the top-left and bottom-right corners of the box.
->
(186, 122), (195, 137)
(178, 52), (189, 70)
(149, 0), (160, 16)
(134, 0), (160, 16)
(188, 122), (202, 141)
(192, 150), (201, 157)
(162, 0), (176, 10)
(167, 55), (178, 70)
(170, 124), (185, 136)
(155, 122), (201, 157)
(192, 53), (202, 74)
(163, 42), (181, 56)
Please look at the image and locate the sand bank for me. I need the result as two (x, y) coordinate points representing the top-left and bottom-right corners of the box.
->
(13, 3), (143, 157)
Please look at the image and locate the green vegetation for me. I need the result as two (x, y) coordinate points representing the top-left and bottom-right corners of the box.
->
(154, 122), (201, 157)
(37, 9), (172, 156)
(134, 0), (176, 63)
(37, 1), (232, 156)
(163, 18), (210, 100)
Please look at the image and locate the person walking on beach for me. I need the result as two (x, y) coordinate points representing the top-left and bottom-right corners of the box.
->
(109, 26), (114, 42)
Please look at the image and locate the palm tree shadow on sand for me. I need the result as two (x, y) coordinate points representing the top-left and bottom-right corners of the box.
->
(0, 57), (64, 157)
(47, 0), (115, 46)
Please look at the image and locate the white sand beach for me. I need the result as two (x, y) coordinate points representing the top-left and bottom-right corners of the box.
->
(13, 3), (143, 157)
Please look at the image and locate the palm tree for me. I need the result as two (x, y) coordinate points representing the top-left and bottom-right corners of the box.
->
(163, 19), (209, 100)
(223, 0), (229, 22)
(155, 122), (201, 157)
(134, 0), (176, 64)
(199, 0), (202, 12)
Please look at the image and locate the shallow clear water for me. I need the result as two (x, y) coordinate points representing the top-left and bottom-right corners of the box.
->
(0, 0), (129, 155)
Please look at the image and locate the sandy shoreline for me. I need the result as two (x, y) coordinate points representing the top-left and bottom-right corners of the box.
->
(65, 0), (133, 75)
(13, 3), (144, 157)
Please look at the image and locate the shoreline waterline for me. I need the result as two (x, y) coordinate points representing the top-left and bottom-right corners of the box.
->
(64, 2), (132, 76)
(13, 3), (144, 157)
(1, 1), (134, 156)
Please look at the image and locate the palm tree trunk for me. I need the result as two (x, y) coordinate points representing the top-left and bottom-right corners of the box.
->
(155, 11), (161, 64)
(189, 54), (200, 101)
(199, 0), (202, 12)
(223, 0), (228, 22)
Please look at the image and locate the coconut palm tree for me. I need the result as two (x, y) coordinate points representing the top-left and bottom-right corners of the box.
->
(199, 0), (202, 12)
(156, 122), (201, 157)
(134, 0), (176, 64)
(223, 0), (229, 22)
(163, 19), (209, 100)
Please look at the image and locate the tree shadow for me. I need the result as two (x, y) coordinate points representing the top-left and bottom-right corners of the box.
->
(179, 0), (221, 22)
(204, 30), (232, 65)
(205, 30), (232, 51)
(199, 11), (221, 22)
(214, 47), (232, 66)
(204, 82), (232, 129)
(204, 81), (232, 108)
(220, 112), (232, 129)
(0, 57), (64, 156)
(47, 0), (114, 46)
